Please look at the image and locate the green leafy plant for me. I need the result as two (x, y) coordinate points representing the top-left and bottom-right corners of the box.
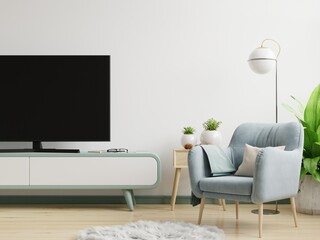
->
(182, 127), (195, 135)
(283, 83), (320, 182)
(202, 118), (222, 131)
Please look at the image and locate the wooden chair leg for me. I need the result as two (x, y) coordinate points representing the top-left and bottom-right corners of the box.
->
(258, 204), (263, 238)
(218, 199), (226, 209)
(290, 197), (298, 227)
(198, 197), (205, 225)
(235, 200), (239, 219)
(221, 199), (226, 211)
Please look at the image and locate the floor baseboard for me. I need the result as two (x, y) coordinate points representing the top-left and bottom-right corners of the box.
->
(0, 195), (290, 204)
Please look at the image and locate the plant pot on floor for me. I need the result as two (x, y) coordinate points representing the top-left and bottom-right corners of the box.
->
(296, 175), (320, 215)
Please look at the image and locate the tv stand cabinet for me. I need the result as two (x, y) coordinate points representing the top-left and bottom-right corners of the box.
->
(0, 152), (160, 211)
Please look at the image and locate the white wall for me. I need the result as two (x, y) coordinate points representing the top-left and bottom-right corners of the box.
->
(0, 0), (319, 197)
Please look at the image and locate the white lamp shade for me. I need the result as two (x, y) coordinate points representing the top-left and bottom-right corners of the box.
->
(248, 47), (276, 74)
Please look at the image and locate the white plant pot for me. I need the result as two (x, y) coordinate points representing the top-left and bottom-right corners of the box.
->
(200, 130), (222, 145)
(296, 175), (320, 215)
(181, 134), (197, 149)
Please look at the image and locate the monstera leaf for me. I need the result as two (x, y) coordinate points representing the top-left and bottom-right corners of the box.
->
(305, 85), (320, 133)
(283, 84), (320, 182)
(303, 157), (320, 182)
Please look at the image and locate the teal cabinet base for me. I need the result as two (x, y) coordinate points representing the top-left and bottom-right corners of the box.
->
(122, 189), (136, 211)
(0, 152), (161, 212)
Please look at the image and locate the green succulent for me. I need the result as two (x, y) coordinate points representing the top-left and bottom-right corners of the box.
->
(203, 118), (222, 131)
(183, 127), (195, 135)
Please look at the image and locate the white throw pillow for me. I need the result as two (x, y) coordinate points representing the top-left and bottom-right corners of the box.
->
(234, 144), (285, 177)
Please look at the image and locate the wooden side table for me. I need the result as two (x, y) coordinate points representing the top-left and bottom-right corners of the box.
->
(170, 149), (189, 211)
(170, 148), (226, 211)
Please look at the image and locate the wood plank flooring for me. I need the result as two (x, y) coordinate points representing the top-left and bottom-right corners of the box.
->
(0, 203), (319, 239)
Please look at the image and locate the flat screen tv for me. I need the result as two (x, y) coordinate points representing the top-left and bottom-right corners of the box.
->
(0, 55), (110, 153)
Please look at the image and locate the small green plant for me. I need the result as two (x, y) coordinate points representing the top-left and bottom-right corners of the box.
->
(183, 126), (195, 135)
(203, 118), (222, 131)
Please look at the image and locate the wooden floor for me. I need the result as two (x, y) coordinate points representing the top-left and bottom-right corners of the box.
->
(0, 203), (319, 239)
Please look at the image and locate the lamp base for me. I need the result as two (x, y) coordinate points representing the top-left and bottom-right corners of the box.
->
(251, 209), (280, 215)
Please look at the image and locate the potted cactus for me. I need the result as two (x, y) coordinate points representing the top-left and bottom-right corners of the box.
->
(200, 118), (222, 145)
(181, 127), (196, 149)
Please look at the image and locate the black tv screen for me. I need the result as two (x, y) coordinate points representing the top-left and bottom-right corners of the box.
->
(0, 55), (110, 149)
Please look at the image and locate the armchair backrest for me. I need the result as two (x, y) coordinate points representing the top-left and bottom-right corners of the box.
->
(228, 122), (304, 169)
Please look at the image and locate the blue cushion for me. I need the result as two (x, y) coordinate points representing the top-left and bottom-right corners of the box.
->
(200, 175), (253, 196)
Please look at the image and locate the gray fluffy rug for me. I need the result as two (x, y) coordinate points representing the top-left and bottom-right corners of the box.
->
(78, 220), (224, 240)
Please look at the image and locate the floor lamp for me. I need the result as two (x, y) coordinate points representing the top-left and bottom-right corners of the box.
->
(248, 38), (281, 215)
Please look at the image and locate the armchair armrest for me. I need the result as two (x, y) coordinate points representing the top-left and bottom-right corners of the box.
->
(251, 148), (302, 204)
(188, 146), (210, 198)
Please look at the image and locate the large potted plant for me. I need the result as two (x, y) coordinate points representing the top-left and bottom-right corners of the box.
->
(283, 83), (320, 214)
(200, 118), (222, 145)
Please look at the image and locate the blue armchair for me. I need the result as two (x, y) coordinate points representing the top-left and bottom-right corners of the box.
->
(188, 122), (304, 238)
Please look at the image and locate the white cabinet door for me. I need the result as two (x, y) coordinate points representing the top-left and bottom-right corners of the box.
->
(30, 157), (158, 186)
(0, 157), (29, 185)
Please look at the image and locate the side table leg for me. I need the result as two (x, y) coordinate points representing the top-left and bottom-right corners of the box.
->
(170, 168), (182, 211)
(122, 189), (134, 211)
